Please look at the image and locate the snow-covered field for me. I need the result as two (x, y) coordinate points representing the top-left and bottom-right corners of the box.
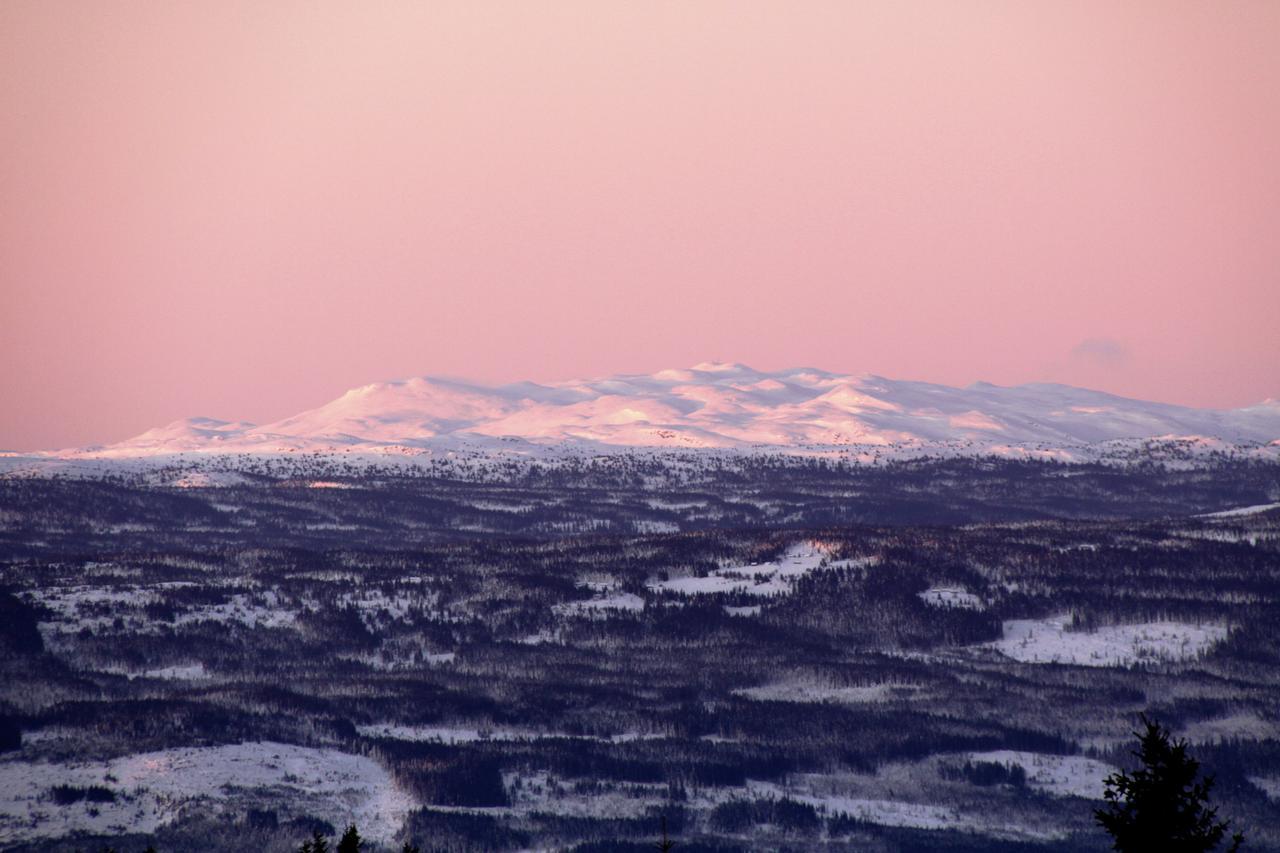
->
(966, 751), (1115, 799)
(356, 724), (659, 745)
(167, 471), (253, 488)
(989, 616), (1228, 667)
(733, 681), (920, 705)
(739, 778), (1058, 840)
(648, 543), (858, 599)
(633, 520), (681, 534)
(26, 585), (299, 638)
(487, 749), (1107, 841)
(745, 779), (968, 831)
(338, 588), (437, 626)
(139, 663), (210, 681)
(175, 592), (298, 630)
(553, 592), (645, 617)
(493, 768), (1057, 839)
(504, 771), (665, 819)
(0, 742), (414, 846)
(918, 586), (984, 610)
(648, 572), (789, 598)
(26, 585), (161, 634)
(1181, 713), (1280, 744)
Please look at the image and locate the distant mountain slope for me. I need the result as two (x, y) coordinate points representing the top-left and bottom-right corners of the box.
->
(26, 363), (1280, 463)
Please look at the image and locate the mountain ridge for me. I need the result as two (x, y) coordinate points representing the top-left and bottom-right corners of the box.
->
(21, 364), (1280, 462)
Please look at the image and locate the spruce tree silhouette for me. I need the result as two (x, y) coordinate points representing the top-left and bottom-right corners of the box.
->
(1095, 714), (1244, 852)
(336, 824), (363, 853)
(654, 814), (676, 852)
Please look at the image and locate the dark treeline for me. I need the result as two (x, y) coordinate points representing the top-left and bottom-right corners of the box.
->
(4, 456), (1279, 554)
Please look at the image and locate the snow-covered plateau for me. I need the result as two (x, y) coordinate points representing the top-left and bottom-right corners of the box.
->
(4, 363), (1278, 476)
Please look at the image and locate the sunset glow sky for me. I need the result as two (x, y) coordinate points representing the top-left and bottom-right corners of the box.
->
(3, 1), (1278, 450)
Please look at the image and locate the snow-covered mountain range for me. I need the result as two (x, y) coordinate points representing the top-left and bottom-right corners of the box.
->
(12, 363), (1280, 470)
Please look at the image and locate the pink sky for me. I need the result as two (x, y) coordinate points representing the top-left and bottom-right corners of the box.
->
(2, 1), (1278, 451)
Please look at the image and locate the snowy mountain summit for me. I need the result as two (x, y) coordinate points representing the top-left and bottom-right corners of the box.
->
(31, 363), (1280, 466)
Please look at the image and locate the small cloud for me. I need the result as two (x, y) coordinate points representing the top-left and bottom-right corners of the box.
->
(1070, 337), (1130, 367)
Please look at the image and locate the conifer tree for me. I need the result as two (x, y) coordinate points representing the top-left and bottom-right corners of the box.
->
(336, 824), (363, 853)
(1096, 715), (1244, 852)
(654, 815), (676, 852)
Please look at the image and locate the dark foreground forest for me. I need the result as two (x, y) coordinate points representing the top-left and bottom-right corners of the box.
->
(1, 458), (1278, 851)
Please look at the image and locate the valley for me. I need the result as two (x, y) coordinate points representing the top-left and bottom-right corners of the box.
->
(1, 461), (1278, 850)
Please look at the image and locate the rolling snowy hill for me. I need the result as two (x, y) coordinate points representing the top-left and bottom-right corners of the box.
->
(7, 363), (1280, 470)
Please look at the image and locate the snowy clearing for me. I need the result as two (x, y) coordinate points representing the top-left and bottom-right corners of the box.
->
(505, 771), (664, 819)
(174, 593), (298, 630)
(648, 543), (860, 599)
(989, 616), (1227, 667)
(553, 592), (645, 618)
(0, 742), (413, 846)
(918, 587), (984, 610)
(27, 586), (299, 636)
(966, 751), (1114, 799)
(166, 471), (252, 488)
(733, 681), (919, 705)
(633, 520), (680, 534)
(1181, 713), (1280, 744)
(141, 663), (209, 681)
(741, 779), (1055, 839)
(356, 724), (656, 745)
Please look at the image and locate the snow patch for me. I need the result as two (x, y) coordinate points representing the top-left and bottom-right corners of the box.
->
(356, 724), (655, 745)
(733, 681), (918, 705)
(553, 593), (645, 618)
(990, 616), (1228, 667)
(1198, 502), (1280, 519)
(918, 587), (984, 610)
(0, 742), (413, 846)
(648, 543), (855, 600)
(966, 750), (1115, 799)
